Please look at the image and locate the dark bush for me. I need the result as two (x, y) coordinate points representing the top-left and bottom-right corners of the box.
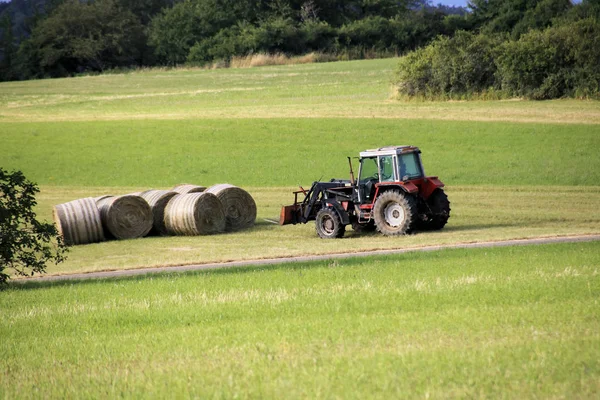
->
(187, 23), (256, 64)
(252, 17), (304, 54)
(394, 31), (502, 99)
(338, 16), (393, 52)
(299, 20), (337, 53)
(496, 18), (600, 99)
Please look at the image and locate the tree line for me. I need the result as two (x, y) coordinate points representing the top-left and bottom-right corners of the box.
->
(0, 0), (467, 80)
(1, 0), (598, 99)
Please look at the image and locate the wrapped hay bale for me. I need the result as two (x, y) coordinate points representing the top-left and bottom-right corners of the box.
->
(53, 198), (105, 245)
(164, 192), (225, 235)
(139, 189), (178, 235)
(96, 195), (153, 240)
(171, 184), (206, 194)
(205, 184), (257, 232)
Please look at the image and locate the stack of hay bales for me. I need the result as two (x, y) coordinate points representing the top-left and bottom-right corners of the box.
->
(52, 183), (256, 245)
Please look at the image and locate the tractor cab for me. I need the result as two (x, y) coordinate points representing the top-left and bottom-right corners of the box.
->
(357, 146), (424, 202)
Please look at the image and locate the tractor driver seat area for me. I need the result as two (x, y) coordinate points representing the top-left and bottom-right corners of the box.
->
(363, 178), (377, 201)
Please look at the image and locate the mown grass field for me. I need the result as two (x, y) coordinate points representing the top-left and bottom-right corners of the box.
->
(1, 58), (599, 398)
(1, 242), (599, 398)
(1, 59), (599, 124)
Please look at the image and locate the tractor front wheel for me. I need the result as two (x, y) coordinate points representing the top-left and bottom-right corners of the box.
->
(373, 190), (416, 236)
(315, 208), (346, 239)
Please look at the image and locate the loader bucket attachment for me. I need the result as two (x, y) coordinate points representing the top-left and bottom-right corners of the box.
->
(279, 187), (309, 225)
(279, 204), (301, 225)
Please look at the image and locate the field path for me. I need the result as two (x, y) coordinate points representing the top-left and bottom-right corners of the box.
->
(19, 234), (600, 283)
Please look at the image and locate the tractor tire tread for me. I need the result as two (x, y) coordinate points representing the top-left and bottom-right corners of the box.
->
(373, 190), (417, 236)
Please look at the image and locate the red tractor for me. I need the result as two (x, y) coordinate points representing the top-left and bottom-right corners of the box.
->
(280, 146), (450, 238)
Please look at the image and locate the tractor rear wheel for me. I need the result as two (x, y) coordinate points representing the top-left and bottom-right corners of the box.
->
(420, 189), (451, 231)
(373, 190), (416, 236)
(315, 208), (345, 239)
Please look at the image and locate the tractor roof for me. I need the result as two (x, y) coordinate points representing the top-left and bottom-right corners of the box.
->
(359, 145), (420, 158)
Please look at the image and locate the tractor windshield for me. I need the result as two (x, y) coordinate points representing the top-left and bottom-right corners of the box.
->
(398, 152), (423, 180)
(360, 157), (379, 181)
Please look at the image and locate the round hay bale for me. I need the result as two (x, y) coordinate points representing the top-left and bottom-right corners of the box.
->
(171, 184), (206, 194)
(205, 184), (257, 232)
(164, 193), (225, 236)
(94, 195), (113, 202)
(139, 189), (178, 235)
(96, 195), (153, 240)
(53, 198), (105, 245)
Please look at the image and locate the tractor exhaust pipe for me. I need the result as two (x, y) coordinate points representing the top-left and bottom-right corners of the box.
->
(348, 157), (355, 185)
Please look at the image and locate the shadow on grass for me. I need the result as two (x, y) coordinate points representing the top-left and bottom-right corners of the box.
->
(7, 246), (473, 292)
(441, 222), (520, 232)
(344, 222), (521, 237)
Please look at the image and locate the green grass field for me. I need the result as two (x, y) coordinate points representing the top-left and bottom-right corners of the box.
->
(1, 58), (600, 397)
(2, 242), (599, 398)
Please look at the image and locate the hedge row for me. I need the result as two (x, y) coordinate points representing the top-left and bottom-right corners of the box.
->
(394, 18), (600, 100)
(183, 15), (455, 65)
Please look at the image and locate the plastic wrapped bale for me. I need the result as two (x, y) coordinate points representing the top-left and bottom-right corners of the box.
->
(164, 192), (226, 235)
(205, 184), (257, 232)
(96, 195), (153, 240)
(139, 189), (178, 235)
(53, 197), (105, 245)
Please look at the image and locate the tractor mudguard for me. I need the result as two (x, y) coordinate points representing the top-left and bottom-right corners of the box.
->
(324, 200), (351, 226)
(373, 182), (418, 199)
(420, 177), (445, 199)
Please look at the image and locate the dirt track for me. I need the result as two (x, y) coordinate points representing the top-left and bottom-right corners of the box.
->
(17, 234), (600, 283)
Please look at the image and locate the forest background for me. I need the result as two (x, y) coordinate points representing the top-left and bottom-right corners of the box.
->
(0, 0), (598, 99)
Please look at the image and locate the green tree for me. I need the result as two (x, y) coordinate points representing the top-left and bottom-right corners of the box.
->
(467, 0), (572, 38)
(149, 0), (257, 65)
(24, 0), (145, 76)
(0, 13), (15, 81)
(0, 168), (68, 286)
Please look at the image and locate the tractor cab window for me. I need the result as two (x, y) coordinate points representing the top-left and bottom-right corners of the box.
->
(359, 157), (379, 181)
(379, 156), (395, 182)
(398, 152), (423, 180)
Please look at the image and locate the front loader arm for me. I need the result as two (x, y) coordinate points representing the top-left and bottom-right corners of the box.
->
(279, 182), (349, 225)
